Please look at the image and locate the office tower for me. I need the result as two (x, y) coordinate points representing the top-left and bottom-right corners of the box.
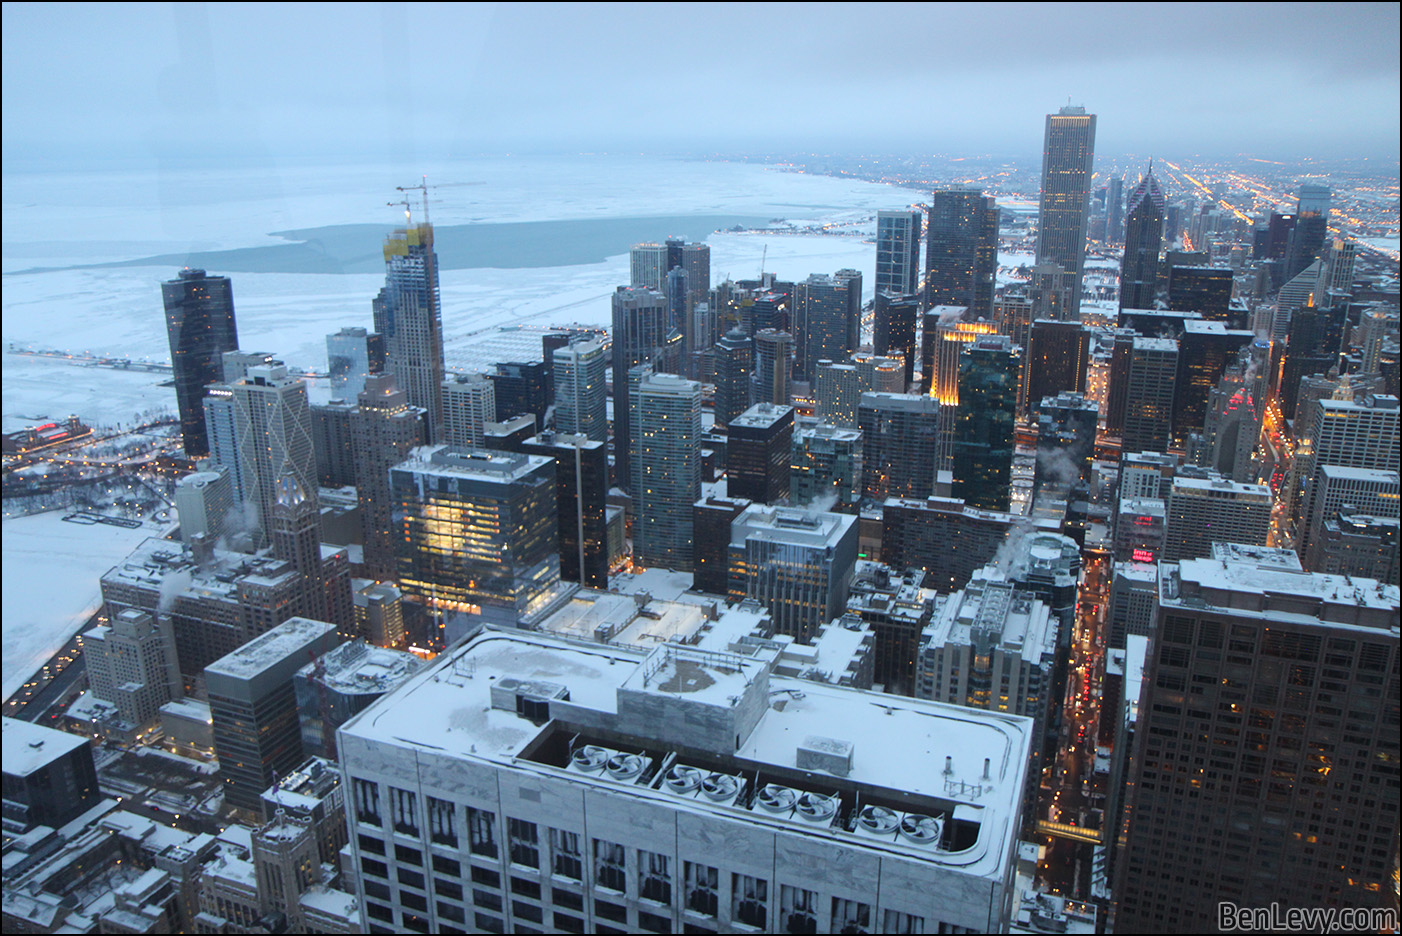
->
(337, 628), (1033, 936)
(293, 640), (421, 761)
(82, 608), (183, 738)
(876, 209), (923, 297)
(693, 494), (751, 595)
(630, 368), (702, 571)
(441, 372), (496, 448)
(310, 398), (357, 487)
(1283, 184), (1331, 284)
(1310, 508), (1401, 584)
(1028, 262), (1073, 321)
(484, 413), (538, 452)
(1290, 391), (1401, 549)
(752, 329), (794, 405)
(1166, 265), (1235, 324)
(1356, 307), (1401, 374)
(174, 469), (233, 545)
(1119, 450), (1177, 500)
(794, 270), (862, 383)
(203, 350), (274, 510)
(792, 422), (863, 510)
(728, 504), (858, 642)
(325, 326), (383, 401)
(924, 189), (999, 317)
(270, 471), (331, 623)
(612, 286), (672, 489)
(1024, 320), (1089, 413)
(1035, 391), (1098, 493)
(1, 718), (100, 831)
(1106, 175), (1125, 245)
(552, 338), (608, 443)
(880, 495), (1017, 593)
(260, 756), (349, 869)
(230, 362), (317, 544)
(352, 580), (406, 648)
(858, 392), (941, 501)
(1106, 562), (1157, 648)
(852, 351), (907, 394)
(915, 568), (1057, 774)
(487, 361), (549, 424)
(923, 312), (996, 402)
(1119, 338), (1178, 455)
(1279, 301), (1348, 420)
(630, 242), (667, 290)
(670, 238), (712, 314)
(745, 289), (790, 336)
(391, 447), (560, 640)
(726, 403), (794, 504)
(541, 331), (572, 401)
(1162, 475), (1273, 561)
(1301, 466), (1400, 567)
(1114, 496), (1166, 563)
(521, 430), (610, 588)
(713, 327), (754, 430)
(206, 617), (341, 814)
(1113, 559), (1399, 932)
(373, 223), (445, 442)
(1118, 169), (1164, 311)
(1192, 349), (1263, 482)
(1173, 320), (1254, 447)
(814, 360), (863, 428)
(874, 292), (919, 389)
(951, 335), (1019, 511)
(163, 268), (239, 458)
(1036, 105), (1097, 319)
(353, 374), (427, 581)
(843, 563), (933, 692)
(666, 265), (689, 348)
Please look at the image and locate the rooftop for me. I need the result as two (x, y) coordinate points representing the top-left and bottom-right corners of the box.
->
(731, 503), (857, 549)
(297, 640), (421, 697)
(205, 618), (338, 681)
(2, 718), (88, 777)
(395, 445), (554, 483)
(729, 403), (793, 430)
(1163, 559), (1400, 625)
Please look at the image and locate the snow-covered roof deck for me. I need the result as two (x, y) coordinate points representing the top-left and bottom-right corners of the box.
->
(2, 717), (89, 777)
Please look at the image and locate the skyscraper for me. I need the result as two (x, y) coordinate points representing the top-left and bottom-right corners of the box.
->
(1162, 475), (1273, 561)
(728, 504), (859, 642)
(1105, 175), (1125, 245)
(230, 362), (317, 545)
(1114, 558), (1399, 932)
(552, 338), (608, 443)
(325, 326), (383, 402)
(1117, 168), (1164, 311)
(874, 291), (919, 389)
(793, 269), (862, 383)
(712, 327), (753, 429)
(353, 374), (427, 582)
(725, 403), (794, 505)
(1173, 320), (1254, 448)
(163, 268), (239, 458)
(612, 286), (672, 489)
(441, 373), (496, 449)
(925, 189), (999, 318)
(1023, 320), (1089, 413)
(951, 336), (1020, 511)
(521, 430), (610, 589)
(876, 209), (923, 297)
(858, 392), (941, 501)
(1035, 106), (1097, 319)
(373, 223), (445, 442)
(752, 328), (793, 405)
(791, 422), (863, 510)
(630, 367), (702, 571)
(1119, 337), (1178, 456)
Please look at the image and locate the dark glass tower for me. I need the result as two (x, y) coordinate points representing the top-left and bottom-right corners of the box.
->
(611, 286), (671, 490)
(1036, 106), (1097, 319)
(873, 291), (919, 389)
(876, 210), (923, 297)
(925, 189), (999, 318)
(1024, 320), (1089, 413)
(1118, 168), (1164, 311)
(521, 430), (609, 589)
(951, 336), (1019, 511)
(725, 403), (793, 504)
(712, 327), (753, 429)
(373, 223), (445, 443)
(163, 268), (239, 458)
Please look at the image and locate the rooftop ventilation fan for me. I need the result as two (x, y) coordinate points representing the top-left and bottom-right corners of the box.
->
(795, 791), (838, 823)
(700, 774), (739, 802)
(605, 753), (646, 781)
(754, 784), (797, 813)
(857, 804), (900, 835)
(663, 765), (703, 795)
(570, 745), (609, 772)
(898, 812), (943, 845)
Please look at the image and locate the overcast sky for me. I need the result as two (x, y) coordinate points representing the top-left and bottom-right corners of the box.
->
(3, 2), (1398, 167)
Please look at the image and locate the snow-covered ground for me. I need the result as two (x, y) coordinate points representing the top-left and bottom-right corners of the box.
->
(1, 511), (171, 701)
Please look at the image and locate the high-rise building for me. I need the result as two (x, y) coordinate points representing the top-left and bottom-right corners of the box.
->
(391, 446), (560, 642)
(373, 223), (445, 441)
(951, 335), (1019, 511)
(1309, 507), (1401, 585)
(1173, 320), (1254, 448)
(336, 627), (1034, 936)
(630, 367), (703, 571)
(552, 338), (608, 443)
(752, 329), (794, 405)
(174, 469), (233, 546)
(858, 392), (941, 502)
(1113, 558), (1398, 932)
(876, 209), (923, 297)
(1118, 169), (1164, 311)
(1283, 184), (1331, 283)
(1035, 391), (1099, 494)
(791, 422), (863, 510)
(728, 504), (859, 643)
(310, 397), (357, 487)
(612, 286), (672, 489)
(163, 268), (239, 458)
(206, 617), (341, 814)
(924, 190), (999, 318)
(1119, 337), (1178, 455)
(1189, 345), (1265, 482)
(1106, 175), (1125, 245)
(693, 494), (751, 596)
(629, 242), (667, 291)
(1036, 106), (1097, 319)
(874, 292), (919, 389)
(1162, 474), (1273, 561)
(813, 360), (863, 428)
(1300, 465), (1400, 569)
(292, 640), (421, 762)
(351, 580), (406, 648)
(521, 430), (610, 589)
(1104, 329), (1136, 437)
(1023, 320), (1089, 413)
(726, 403), (794, 505)
(712, 327), (754, 429)
(325, 326), (383, 402)
(82, 608), (183, 738)
(1279, 300), (1348, 420)
(922, 312), (996, 403)
(353, 374), (427, 581)
(1, 718), (100, 831)
(270, 471), (334, 624)
(487, 360), (549, 424)
(1166, 266), (1235, 325)
(442, 372), (496, 449)
(880, 495), (1021, 594)
(229, 362), (317, 545)
(793, 270), (862, 383)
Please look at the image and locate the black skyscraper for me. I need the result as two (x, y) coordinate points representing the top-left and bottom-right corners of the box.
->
(163, 268), (239, 458)
(925, 189), (999, 318)
(873, 291), (919, 389)
(1118, 168), (1164, 311)
(521, 430), (609, 588)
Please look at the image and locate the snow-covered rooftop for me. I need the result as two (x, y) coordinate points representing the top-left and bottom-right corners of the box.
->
(205, 617), (338, 681)
(2, 717), (89, 777)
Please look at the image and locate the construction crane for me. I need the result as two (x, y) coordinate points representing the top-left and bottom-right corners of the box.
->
(396, 175), (434, 224)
